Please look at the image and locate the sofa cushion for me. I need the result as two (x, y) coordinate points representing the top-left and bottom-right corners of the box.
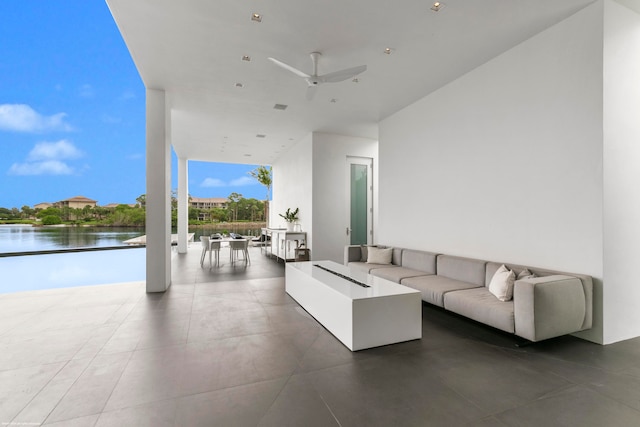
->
(401, 249), (438, 274)
(401, 275), (481, 307)
(517, 269), (536, 280)
(444, 288), (515, 333)
(485, 262), (532, 286)
(370, 267), (432, 284)
(367, 247), (393, 264)
(488, 264), (516, 302)
(437, 255), (486, 286)
(348, 261), (394, 274)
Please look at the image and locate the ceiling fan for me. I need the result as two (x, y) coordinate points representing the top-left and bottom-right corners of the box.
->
(268, 52), (367, 101)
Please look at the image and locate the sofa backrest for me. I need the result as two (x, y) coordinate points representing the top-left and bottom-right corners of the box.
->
(437, 255), (486, 286)
(402, 249), (438, 274)
(485, 261), (593, 331)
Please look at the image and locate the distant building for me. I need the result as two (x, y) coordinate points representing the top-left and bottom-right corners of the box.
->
(103, 203), (137, 209)
(54, 196), (98, 209)
(189, 197), (227, 210)
(33, 202), (53, 210)
(189, 197), (228, 221)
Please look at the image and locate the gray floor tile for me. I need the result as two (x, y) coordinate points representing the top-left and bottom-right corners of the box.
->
(12, 358), (93, 426)
(95, 399), (177, 427)
(176, 378), (287, 427)
(5, 245), (640, 427)
(496, 386), (640, 427)
(45, 352), (131, 423)
(258, 374), (339, 427)
(423, 344), (571, 414)
(43, 414), (100, 426)
(0, 363), (64, 423)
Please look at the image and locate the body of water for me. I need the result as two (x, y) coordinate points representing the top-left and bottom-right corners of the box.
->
(0, 225), (144, 253)
(0, 224), (265, 294)
(0, 225), (146, 294)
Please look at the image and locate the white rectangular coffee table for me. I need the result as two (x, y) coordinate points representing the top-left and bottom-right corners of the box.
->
(285, 260), (422, 351)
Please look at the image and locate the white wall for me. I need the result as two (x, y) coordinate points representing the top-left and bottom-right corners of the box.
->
(271, 133), (313, 238)
(379, 3), (605, 342)
(602, 0), (640, 344)
(312, 132), (378, 262)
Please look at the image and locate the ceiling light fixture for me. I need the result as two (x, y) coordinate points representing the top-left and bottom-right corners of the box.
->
(242, 55), (251, 62)
(251, 13), (262, 22)
(273, 104), (288, 110)
(384, 47), (393, 55)
(352, 78), (359, 83)
(235, 82), (244, 88)
(256, 134), (266, 138)
(330, 98), (337, 103)
(431, 2), (443, 12)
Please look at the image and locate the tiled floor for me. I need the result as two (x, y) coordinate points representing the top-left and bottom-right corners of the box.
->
(2, 244), (640, 426)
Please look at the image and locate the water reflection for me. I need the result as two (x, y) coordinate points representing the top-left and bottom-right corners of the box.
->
(0, 247), (146, 294)
(0, 225), (144, 253)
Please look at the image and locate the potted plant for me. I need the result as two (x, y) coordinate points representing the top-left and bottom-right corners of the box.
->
(279, 207), (299, 231)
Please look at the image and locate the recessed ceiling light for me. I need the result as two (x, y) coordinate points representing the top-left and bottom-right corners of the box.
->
(235, 82), (244, 88)
(431, 2), (443, 12)
(384, 47), (393, 55)
(273, 104), (288, 110)
(256, 134), (266, 138)
(251, 13), (262, 22)
(352, 78), (359, 83)
(242, 55), (251, 62)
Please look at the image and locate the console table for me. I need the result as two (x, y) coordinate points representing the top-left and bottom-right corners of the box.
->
(285, 260), (422, 351)
(268, 228), (306, 262)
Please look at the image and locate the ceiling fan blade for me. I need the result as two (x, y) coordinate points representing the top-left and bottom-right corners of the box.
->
(268, 57), (310, 78)
(305, 85), (318, 101)
(320, 65), (367, 83)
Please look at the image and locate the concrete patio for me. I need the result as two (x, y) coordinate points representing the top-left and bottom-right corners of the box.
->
(2, 244), (640, 426)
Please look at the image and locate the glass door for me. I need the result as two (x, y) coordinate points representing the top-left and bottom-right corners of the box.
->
(347, 157), (373, 246)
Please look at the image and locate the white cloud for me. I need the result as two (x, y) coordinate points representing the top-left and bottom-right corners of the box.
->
(201, 178), (226, 187)
(101, 114), (122, 124)
(8, 160), (74, 176)
(119, 90), (136, 100)
(78, 84), (94, 98)
(0, 104), (73, 133)
(7, 140), (83, 176)
(230, 176), (257, 186)
(127, 153), (144, 160)
(27, 140), (83, 161)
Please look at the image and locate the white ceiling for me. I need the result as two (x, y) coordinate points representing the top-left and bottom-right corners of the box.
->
(106, 0), (595, 165)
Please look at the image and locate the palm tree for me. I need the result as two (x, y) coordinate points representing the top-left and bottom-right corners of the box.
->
(249, 166), (272, 201)
(249, 166), (272, 226)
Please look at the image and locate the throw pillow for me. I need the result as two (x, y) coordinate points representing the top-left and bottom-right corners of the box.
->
(367, 247), (393, 265)
(489, 264), (516, 302)
(517, 268), (536, 280)
(360, 245), (378, 262)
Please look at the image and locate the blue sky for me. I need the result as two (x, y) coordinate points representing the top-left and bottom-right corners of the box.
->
(0, 1), (263, 210)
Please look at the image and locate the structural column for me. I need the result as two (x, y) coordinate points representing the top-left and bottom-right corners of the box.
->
(145, 88), (171, 292)
(177, 157), (189, 253)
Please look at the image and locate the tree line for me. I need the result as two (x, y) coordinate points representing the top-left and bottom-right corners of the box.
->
(0, 193), (266, 227)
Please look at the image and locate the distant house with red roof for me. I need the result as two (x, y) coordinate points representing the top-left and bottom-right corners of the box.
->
(54, 196), (98, 209)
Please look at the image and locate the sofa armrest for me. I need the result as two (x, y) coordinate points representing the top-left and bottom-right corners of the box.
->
(344, 245), (363, 265)
(514, 275), (588, 342)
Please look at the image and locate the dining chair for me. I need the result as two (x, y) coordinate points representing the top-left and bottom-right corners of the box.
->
(229, 239), (250, 264)
(209, 238), (221, 267)
(200, 235), (211, 267)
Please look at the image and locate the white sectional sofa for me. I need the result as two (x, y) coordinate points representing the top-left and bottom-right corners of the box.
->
(345, 245), (593, 343)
